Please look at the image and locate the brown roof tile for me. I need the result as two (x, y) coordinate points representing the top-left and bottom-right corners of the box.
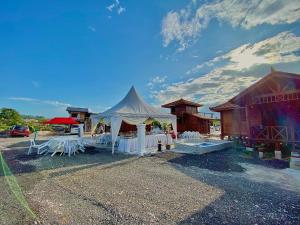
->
(209, 102), (241, 112)
(162, 98), (202, 108)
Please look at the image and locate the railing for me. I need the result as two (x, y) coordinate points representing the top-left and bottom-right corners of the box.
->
(251, 126), (270, 140)
(251, 126), (291, 142)
(198, 112), (214, 119)
(249, 90), (300, 105)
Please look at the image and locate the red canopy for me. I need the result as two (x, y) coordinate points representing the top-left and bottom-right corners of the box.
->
(44, 117), (79, 125)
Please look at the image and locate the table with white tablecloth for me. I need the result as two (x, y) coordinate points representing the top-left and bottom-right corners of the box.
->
(97, 133), (112, 145)
(118, 134), (173, 154)
(117, 137), (138, 153)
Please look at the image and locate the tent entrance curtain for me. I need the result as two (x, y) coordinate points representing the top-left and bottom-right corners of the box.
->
(90, 86), (177, 154)
(91, 115), (177, 154)
(111, 117), (123, 154)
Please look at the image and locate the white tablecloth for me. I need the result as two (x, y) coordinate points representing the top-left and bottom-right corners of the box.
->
(118, 134), (173, 153)
(97, 133), (112, 144)
(118, 138), (138, 153)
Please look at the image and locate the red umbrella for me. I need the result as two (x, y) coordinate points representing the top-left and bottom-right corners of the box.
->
(44, 117), (79, 125)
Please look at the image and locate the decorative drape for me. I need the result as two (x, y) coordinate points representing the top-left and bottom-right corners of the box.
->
(90, 86), (177, 153)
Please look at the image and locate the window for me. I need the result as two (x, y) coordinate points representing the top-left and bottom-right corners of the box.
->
(171, 108), (175, 114)
(71, 113), (78, 118)
(186, 106), (197, 114)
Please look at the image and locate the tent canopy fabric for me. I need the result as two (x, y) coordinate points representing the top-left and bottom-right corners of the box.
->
(91, 86), (177, 153)
(44, 117), (79, 125)
(101, 86), (174, 119)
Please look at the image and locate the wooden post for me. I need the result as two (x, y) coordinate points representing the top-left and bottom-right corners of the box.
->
(220, 112), (224, 140)
(291, 125), (296, 151)
(275, 142), (282, 159)
(137, 124), (146, 156)
(245, 105), (252, 145)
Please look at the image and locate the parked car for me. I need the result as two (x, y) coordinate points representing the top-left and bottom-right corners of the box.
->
(52, 125), (67, 133)
(70, 125), (79, 135)
(9, 125), (30, 137)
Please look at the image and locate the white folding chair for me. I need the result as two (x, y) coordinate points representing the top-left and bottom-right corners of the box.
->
(50, 141), (65, 157)
(78, 142), (85, 153)
(28, 139), (49, 155)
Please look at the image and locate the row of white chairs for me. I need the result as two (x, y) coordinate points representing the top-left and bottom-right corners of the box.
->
(180, 131), (202, 139)
(28, 137), (85, 157)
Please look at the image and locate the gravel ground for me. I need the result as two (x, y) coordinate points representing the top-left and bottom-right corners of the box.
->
(0, 137), (300, 225)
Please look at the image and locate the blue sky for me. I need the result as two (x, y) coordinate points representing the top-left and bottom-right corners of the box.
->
(1, 0), (300, 118)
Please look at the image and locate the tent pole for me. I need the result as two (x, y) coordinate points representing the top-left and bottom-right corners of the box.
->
(137, 124), (146, 156)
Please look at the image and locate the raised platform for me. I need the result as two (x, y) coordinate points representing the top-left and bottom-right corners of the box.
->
(172, 139), (233, 155)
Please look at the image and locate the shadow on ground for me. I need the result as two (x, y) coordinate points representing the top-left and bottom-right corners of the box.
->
(1, 145), (133, 177)
(161, 148), (289, 173)
(156, 149), (299, 225)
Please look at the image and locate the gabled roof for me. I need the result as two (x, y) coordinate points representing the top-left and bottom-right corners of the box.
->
(210, 70), (300, 112)
(66, 107), (89, 113)
(230, 70), (300, 103)
(162, 98), (202, 108)
(189, 113), (215, 120)
(210, 102), (241, 112)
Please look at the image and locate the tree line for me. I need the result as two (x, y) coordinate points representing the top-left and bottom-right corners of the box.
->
(0, 108), (51, 132)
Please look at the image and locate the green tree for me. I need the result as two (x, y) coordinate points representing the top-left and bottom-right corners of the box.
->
(0, 108), (23, 126)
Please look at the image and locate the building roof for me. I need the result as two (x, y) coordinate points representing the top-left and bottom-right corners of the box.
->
(190, 113), (215, 120)
(210, 102), (241, 112)
(210, 70), (300, 112)
(162, 98), (203, 108)
(230, 70), (300, 103)
(66, 107), (89, 113)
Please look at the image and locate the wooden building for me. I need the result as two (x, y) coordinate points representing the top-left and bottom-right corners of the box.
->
(66, 107), (94, 132)
(210, 70), (300, 145)
(162, 99), (213, 134)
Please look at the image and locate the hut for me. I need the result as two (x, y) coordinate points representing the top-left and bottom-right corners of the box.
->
(162, 99), (213, 134)
(66, 107), (95, 132)
(210, 70), (300, 148)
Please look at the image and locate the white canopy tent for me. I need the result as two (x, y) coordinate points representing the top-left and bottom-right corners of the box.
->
(91, 86), (177, 154)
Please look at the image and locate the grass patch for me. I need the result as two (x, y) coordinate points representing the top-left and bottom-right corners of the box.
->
(0, 150), (37, 219)
(240, 150), (254, 158)
(263, 151), (275, 159)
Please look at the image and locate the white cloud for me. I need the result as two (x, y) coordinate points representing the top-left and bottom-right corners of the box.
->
(32, 81), (40, 88)
(190, 31), (300, 73)
(107, 3), (115, 12)
(153, 31), (300, 108)
(162, 9), (201, 51)
(43, 100), (71, 107)
(117, 6), (126, 15)
(162, 0), (300, 51)
(106, 0), (126, 15)
(147, 75), (167, 89)
(8, 97), (71, 108)
(88, 26), (96, 32)
(8, 97), (37, 102)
